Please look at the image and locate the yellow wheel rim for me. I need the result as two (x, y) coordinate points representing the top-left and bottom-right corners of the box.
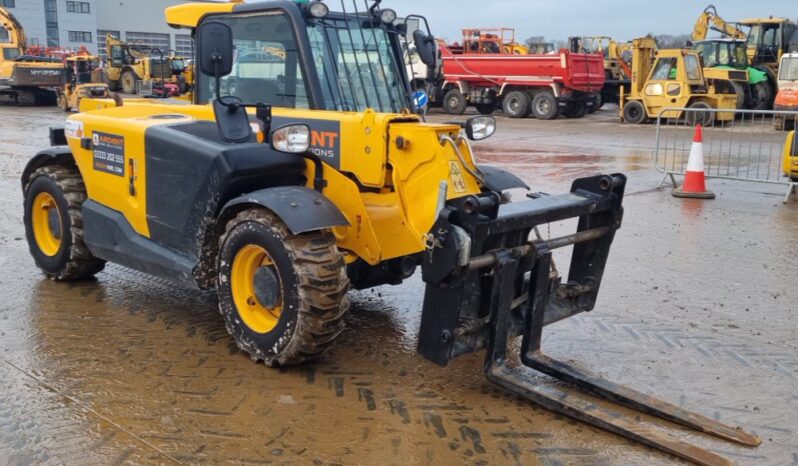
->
(230, 244), (283, 334)
(31, 192), (62, 257)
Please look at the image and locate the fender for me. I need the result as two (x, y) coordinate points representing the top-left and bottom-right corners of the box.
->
(479, 165), (529, 191)
(21, 146), (73, 191)
(220, 186), (350, 235)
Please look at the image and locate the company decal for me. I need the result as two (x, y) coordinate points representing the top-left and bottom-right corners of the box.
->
(272, 117), (342, 168)
(92, 132), (125, 177)
(64, 120), (84, 139)
(449, 161), (467, 193)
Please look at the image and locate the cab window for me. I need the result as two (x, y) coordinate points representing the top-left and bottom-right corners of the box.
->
(0, 26), (10, 44)
(197, 11), (309, 109)
(780, 58), (798, 80)
(695, 42), (717, 67)
(3, 48), (20, 60)
(651, 58), (676, 80)
(685, 55), (701, 80)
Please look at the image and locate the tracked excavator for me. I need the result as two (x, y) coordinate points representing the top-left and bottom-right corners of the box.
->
(0, 6), (64, 106)
(22, 2), (761, 464)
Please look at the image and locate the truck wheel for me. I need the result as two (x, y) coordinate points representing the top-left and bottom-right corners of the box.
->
(443, 89), (467, 115)
(531, 92), (558, 120)
(775, 117), (784, 131)
(57, 93), (70, 112)
(564, 103), (588, 118)
(587, 94), (601, 114)
(121, 71), (138, 94)
(730, 82), (747, 110)
(622, 100), (647, 124)
(502, 91), (530, 118)
(475, 102), (496, 115)
(217, 209), (350, 366)
(23, 166), (106, 280)
(686, 102), (714, 127)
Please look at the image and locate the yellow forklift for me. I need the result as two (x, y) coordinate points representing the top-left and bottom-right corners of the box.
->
(620, 37), (739, 125)
(57, 55), (110, 112)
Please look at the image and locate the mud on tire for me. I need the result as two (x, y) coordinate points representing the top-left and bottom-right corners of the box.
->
(23, 165), (106, 280)
(217, 209), (350, 366)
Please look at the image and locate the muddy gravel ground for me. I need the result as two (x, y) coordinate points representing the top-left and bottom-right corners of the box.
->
(0, 105), (796, 465)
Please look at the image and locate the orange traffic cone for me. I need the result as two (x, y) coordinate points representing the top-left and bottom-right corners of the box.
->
(673, 125), (715, 199)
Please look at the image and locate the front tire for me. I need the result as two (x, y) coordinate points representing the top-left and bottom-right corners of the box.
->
(23, 166), (105, 280)
(217, 209), (350, 366)
(622, 100), (647, 124)
(121, 70), (138, 94)
(57, 93), (70, 112)
(443, 89), (467, 115)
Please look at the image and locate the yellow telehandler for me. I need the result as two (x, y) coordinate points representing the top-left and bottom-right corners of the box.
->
(21, 2), (760, 464)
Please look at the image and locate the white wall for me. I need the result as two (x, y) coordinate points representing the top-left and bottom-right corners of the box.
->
(57, 1), (98, 53)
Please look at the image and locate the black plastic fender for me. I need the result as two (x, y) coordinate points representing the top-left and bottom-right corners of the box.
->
(21, 146), (74, 191)
(220, 186), (350, 235)
(479, 165), (530, 191)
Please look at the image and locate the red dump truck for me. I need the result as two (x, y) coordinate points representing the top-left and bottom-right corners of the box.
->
(432, 29), (605, 119)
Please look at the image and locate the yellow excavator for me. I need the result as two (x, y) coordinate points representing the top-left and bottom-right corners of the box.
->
(691, 5), (789, 110)
(0, 6), (65, 105)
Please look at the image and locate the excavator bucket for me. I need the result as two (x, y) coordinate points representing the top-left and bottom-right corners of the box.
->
(418, 174), (760, 466)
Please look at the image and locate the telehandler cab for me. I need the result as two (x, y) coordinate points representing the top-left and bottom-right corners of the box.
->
(22, 1), (759, 463)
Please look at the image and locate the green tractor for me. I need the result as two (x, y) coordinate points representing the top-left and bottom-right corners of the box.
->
(693, 38), (775, 109)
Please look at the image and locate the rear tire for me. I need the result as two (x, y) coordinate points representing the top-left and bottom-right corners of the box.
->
(622, 100), (647, 124)
(686, 102), (714, 127)
(475, 102), (496, 115)
(502, 91), (531, 118)
(531, 91), (558, 120)
(749, 80), (773, 111)
(217, 209), (350, 366)
(564, 103), (588, 118)
(121, 70), (138, 94)
(443, 89), (467, 115)
(23, 166), (106, 280)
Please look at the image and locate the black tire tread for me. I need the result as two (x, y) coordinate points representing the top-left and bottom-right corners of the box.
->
(219, 209), (350, 366)
(26, 165), (105, 280)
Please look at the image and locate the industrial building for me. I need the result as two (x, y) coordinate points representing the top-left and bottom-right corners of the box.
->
(3, 0), (199, 57)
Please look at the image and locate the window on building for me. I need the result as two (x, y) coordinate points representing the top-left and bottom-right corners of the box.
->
(68, 31), (92, 43)
(97, 30), (120, 60)
(175, 34), (194, 59)
(44, 0), (58, 46)
(1, 1), (16, 8)
(66, 1), (91, 13)
(125, 31), (171, 53)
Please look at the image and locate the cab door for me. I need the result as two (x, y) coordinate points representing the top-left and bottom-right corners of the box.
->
(643, 56), (686, 118)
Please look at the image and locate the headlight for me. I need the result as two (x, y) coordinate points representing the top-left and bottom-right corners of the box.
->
(308, 1), (329, 18)
(379, 8), (397, 24)
(271, 124), (311, 154)
(465, 116), (496, 141)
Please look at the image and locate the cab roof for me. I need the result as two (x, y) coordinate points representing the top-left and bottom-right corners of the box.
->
(164, 2), (237, 29)
(738, 17), (792, 25)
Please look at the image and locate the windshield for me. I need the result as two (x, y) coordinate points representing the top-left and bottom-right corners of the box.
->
(781, 58), (798, 80)
(2, 48), (20, 60)
(306, 15), (410, 113)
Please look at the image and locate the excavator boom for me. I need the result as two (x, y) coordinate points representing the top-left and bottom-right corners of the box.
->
(692, 4), (747, 42)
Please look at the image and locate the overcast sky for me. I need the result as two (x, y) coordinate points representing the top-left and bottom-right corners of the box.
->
(374, 0), (794, 43)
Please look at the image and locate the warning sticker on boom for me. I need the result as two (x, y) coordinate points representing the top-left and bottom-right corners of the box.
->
(92, 132), (125, 177)
(449, 161), (467, 193)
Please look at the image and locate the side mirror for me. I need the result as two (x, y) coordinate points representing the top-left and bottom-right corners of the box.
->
(465, 116), (496, 141)
(197, 21), (234, 77)
(413, 30), (437, 67)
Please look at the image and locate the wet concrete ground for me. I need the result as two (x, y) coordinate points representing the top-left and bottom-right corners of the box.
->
(0, 105), (797, 465)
